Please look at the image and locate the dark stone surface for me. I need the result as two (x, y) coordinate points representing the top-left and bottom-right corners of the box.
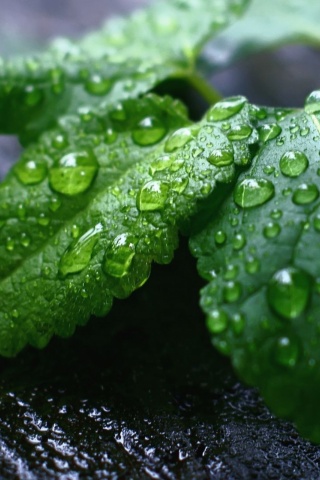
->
(1, 2), (320, 479)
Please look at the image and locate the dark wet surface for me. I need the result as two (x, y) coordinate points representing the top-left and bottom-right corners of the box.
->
(1, 2), (320, 478)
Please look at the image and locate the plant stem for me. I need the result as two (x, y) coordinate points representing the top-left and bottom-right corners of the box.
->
(188, 73), (222, 104)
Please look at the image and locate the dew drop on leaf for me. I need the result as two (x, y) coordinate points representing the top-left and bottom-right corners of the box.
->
(279, 151), (309, 177)
(85, 74), (112, 96)
(233, 232), (246, 250)
(207, 148), (234, 166)
(234, 178), (275, 208)
(49, 150), (99, 195)
(263, 222), (281, 238)
(149, 155), (173, 174)
(231, 312), (245, 335)
(52, 133), (68, 150)
(206, 309), (228, 333)
(22, 85), (43, 107)
(14, 159), (47, 186)
(171, 176), (189, 194)
(313, 214), (320, 232)
(245, 256), (260, 274)
(214, 230), (226, 245)
(258, 123), (282, 143)
(59, 223), (103, 277)
(223, 281), (242, 303)
(292, 183), (319, 205)
(206, 96), (246, 122)
(132, 116), (167, 146)
(103, 233), (137, 278)
(274, 336), (300, 368)
(304, 90), (320, 114)
(227, 124), (252, 141)
(164, 127), (193, 152)
(137, 180), (169, 211)
(267, 267), (312, 319)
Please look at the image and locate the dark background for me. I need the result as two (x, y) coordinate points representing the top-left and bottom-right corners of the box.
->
(1, 2), (320, 479)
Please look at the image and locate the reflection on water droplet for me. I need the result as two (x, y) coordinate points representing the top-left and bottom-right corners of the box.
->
(223, 281), (241, 303)
(234, 178), (274, 208)
(23, 85), (43, 107)
(49, 150), (99, 195)
(263, 222), (281, 238)
(279, 151), (308, 177)
(137, 181), (169, 211)
(132, 116), (167, 146)
(258, 123), (282, 142)
(267, 267), (311, 319)
(59, 223), (103, 277)
(85, 74), (112, 96)
(208, 148), (234, 167)
(227, 124), (252, 141)
(207, 96), (246, 121)
(103, 233), (137, 278)
(214, 230), (226, 245)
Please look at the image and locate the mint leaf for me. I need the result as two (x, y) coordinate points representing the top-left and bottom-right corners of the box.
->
(0, 0), (249, 141)
(190, 90), (320, 442)
(206, 0), (320, 68)
(0, 94), (258, 357)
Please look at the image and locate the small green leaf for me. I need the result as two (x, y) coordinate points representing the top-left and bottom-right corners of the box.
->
(190, 90), (320, 442)
(0, 94), (257, 357)
(0, 0), (249, 141)
(206, 0), (320, 68)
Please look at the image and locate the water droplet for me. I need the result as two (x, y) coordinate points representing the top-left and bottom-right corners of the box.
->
(171, 177), (189, 194)
(137, 181), (169, 211)
(85, 74), (112, 96)
(231, 313), (245, 335)
(274, 336), (299, 368)
(164, 128), (193, 152)
(258, 123), (282, 142)
(300, 127), (310, 137)
(267, 267), (311, 319)
(207, 96), (246, 121)
(110, 103), (127, 121)
(105, 128), (118, 144)
(270, 209), (282, 220)
(49, 197), (62, 212)
(234, 178), (274, 208)
(223, 264), (238, 280)
(263, 165), (275, 175)
(149, 155), (173, 175)
(279, 151), (308, 177)
(227, 124), (252, 141)
(49, 150), (99, 196)
(20, 233), (31, 248)
(37, 213), (50, 226)
(14, 159), (47, 185)
(233, 232), (246, 250)
(292, 183), (319, 205)
(214, 230), (226, 245)
(52, 134), (68, 150)
(245, 256), (260, 274)
(304, 90), (320, 114)
(223, 281), (241, 303)
(132, 116), (167, 146)
(22, 85), (43, 107)
(263, 222), (281, 238)
(6, 237), (15, 252)
(206, 309), (228, 333)
(71, 224), (80, 239)
(103, 233), (137, 278)
(59, 223), (103, 277)
(207, 148), (234, 167)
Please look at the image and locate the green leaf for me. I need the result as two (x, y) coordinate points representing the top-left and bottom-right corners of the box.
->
(190, 90), (320, 442)
(0, 94), (258, 357)
(205, 0), (320, 68)
(0, 0), (249, 141)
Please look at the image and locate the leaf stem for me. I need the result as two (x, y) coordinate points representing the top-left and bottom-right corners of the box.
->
(187, 73), (222, 105)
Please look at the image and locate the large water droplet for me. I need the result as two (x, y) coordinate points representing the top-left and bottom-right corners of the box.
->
(234, 178), (274, 208)
(206, 309), (228, 333)
(279, 151), (308, 177)
(14, 159), (47, 185)
(49, 150), (99, 195)
(207, 96), (246, 122)
(292, 183), (319, 205)
(227, 124), (252, 141)
(304, 90), (320, 114)
(267, 267), (311, 319)
(137, 180), (169, 211)
(59, 223), (103, 277)
(85, 74), (112, 96)
(103, 233), (137, 278)
(258, 123), (282, 143)
(164, 128), (193, 152)
(214, 230), (226, 245)
(132, 116), (167, 146)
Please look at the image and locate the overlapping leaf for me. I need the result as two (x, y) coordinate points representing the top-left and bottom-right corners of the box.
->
(0, 0), (249, 141)
(190, 90), (320, 442)
(0, 94), (258, 357)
